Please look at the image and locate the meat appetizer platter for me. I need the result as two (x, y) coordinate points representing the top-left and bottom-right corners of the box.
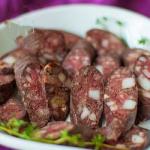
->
(0, 4), (150, 150)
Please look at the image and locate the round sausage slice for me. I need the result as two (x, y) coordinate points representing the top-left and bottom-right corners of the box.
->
(17, 29), (67, 64)
(103, 67), (138, 141)
(14, 55), (50, 127)
(0, 95), (26, 121)
(70, 66), (104, 128)
(33, 121), (96, 141)
(100, 126), (150, 150)
(134, 55), (150, 123)
(62, 39), (95, 76)
(95, 55), (120, 81)
(86, 29), (125, 57)
(122, 48), (150, 70)
(0, 49), (28, 74)
(119, 126), (150, 150)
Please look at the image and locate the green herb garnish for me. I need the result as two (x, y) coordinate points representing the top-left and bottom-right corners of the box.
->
(116, 20), (124, 26)
(0, 119), (129, 150)
(138, 37), (150, 45)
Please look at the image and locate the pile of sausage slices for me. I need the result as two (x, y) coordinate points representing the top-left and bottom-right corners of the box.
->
(0, 28), (150, 150)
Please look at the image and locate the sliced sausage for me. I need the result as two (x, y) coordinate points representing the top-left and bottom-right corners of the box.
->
(33, 121), (96, 141)
(134, 55), (150, 122)
(70, 66), (104, 128)
(122, 48), (150, 70)
(62, 39), (95, 76)
(102, 67), (138, 141)
(0, 61), (13, 75)
(119, 126), (150, 150)
(47, 88), (70, 121)
(43, 61), (69, 88)
(0, 74), (15, 104)
(0, 94), (26, 121)
(86, 29), (125, 57)
(14, 55), (50, 127)
(17, 29), (67, 64)
(0, 49), (28, 104)
(43, 61), (70, 121)
(95, 55), (120, 81)
(0, 48), (28, 74)
(60, 31), (82, 50)
(101, 126), (150, 150)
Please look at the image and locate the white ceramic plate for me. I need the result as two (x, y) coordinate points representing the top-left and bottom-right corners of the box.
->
(0, 4), (150, 150)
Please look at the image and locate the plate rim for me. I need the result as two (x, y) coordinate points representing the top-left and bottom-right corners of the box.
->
(0, 4), (150, 150)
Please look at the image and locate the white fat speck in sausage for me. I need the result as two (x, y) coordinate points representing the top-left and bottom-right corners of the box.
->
(3, 56), (16, 64)
(123, 99), (137, 110)
(88, 89), (100, 100)
(138, 74), (150, 90)
(101, 39), (109, 48)
(106, 101), (118, 111)
(143, 69), (150, 78)
(142, 90), (150, 98)
(89, 113), (96, 121)
(104, 94), (109, 99)
(131, 134), (144, 144)
(95, 65), (103, 74)
(139, 56), (146, 62)
(58, 72), (66, 82)
(122, 78), (135, 89)
(81, 106), (90, 120)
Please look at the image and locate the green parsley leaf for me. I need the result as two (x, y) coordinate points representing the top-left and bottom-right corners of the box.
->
(116, 20), (124, 26)
(138, 37), (150, 45)
(96, 17), (108, 27)
(102, 17), (108, 21)
(92, 134), (105, 150)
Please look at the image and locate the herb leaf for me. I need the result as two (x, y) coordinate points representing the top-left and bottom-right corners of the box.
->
(92, 134), (105, 150)
(138, 37), (150, 45)
(116, 20), (124, 26)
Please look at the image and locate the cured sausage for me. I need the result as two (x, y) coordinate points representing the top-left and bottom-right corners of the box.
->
(33, 121), (96, 141)
(0, 49), (28, 74)
(62, 39), (95, 76)
(134, 55), (150, 122)
(14, 55), (50, 127)
(102, 67), (138, 141)
(0, 61), (13, 75)
(47, 88), (69, 121)
(101, 126), (150, 150)
(60, 31), (82, 50)
(122, 48), (150, 70)
(0, 74), (15, 104)
(86, 29), (125, 57)
(95, 55), (120, 81)
(0, 49), (28, 104)
(33, 121), (74, 139)
(0, 94), (26, 121)
(70, 66), (104, 128)
(43, 62), (70, 121)
(17, 29), (67, 64)
(119, 126), (150, 150)
(43, 61), (69, 88)
(18, 29), (81, 51)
